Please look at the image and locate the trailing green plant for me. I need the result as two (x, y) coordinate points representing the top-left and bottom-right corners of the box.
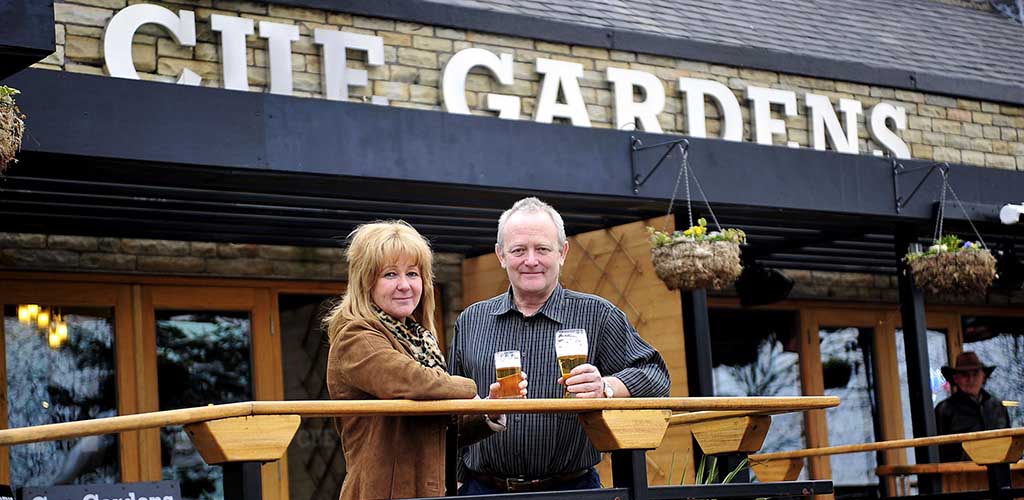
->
(665, 453), (750, 486)
(903, 234), (983, 263)
(648, 218), (747, 247)
(0, 84), (25, 172)
(0, 85), (20, 106)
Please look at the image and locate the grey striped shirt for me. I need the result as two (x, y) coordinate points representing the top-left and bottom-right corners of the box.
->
(450, 285), (671, 478)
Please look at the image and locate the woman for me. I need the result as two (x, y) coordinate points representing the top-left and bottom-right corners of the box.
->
(325, 221), (525, 500)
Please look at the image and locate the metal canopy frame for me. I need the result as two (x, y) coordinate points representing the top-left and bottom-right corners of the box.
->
(3, 69), (1024, 275)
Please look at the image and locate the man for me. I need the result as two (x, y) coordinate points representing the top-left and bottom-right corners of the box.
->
(934, 351), (1009, 462)
(449, 197), (671, 494)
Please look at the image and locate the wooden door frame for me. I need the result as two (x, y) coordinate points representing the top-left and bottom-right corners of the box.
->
(0, 281), (137, 484)
(142, 284), (286, 499)
(705, 298), (1012, 486)
(1, 272), (345, 499)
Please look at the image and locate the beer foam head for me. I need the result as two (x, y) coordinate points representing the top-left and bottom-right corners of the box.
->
(555, 329), (588, 356)
(494, 350), (521, 368)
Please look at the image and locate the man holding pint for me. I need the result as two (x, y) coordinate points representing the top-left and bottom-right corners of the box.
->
(449, 197), (671, 494)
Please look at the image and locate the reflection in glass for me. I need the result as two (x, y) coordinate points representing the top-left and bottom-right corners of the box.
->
(279, 294), (344, 500)
(895, 328), (948, 468)
(157, 311), (252, 500)
(820, 327), (878, 488)
(962, 316), (1024, 427)
(4, 305), (120, 486)
(709, 310), (806, 480)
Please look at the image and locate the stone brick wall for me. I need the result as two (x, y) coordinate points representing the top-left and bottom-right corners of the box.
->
(36, 0), (1024, 171)
(779, 269), (1024, 306)
(0, 232), (466, 336)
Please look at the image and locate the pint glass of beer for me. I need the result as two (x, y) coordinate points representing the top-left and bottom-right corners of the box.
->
(494, 350), (523, 399)
(555, 329), (588, 398)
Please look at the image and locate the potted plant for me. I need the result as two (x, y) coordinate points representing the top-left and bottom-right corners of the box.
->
(904, 234), (997, 295)
(0, 85), (24, 172)
(648, 217), (746, 291)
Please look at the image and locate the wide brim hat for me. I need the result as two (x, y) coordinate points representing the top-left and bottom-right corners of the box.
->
(941, 351), (996, 382)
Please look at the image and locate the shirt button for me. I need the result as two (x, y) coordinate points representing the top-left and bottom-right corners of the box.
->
(514, 415), (522, 422)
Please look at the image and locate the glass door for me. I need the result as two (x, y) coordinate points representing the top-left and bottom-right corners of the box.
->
(0, 281), (137, 488)
(140, 286), (280, 500)
(809, 309), (890, 499)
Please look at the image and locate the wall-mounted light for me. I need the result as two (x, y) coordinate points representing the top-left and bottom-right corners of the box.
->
(1000, 203), (1024, 225)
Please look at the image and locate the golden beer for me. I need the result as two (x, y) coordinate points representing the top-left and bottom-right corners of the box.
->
(494, 350), (523, 399)
(557, 353), (587, 379)
(554, 329), (588, 398)
(495, 366), (523, 399)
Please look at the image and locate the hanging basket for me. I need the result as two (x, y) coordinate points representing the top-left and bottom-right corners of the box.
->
(651, 238), (743, 291)
(908, 248), (996, 296)
(0, 92), (24, 172)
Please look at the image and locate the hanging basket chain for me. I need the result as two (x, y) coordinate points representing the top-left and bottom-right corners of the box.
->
(933, 169), (947, 242)
(663, 143), (689, 232)
(690, 164), (724, 233)
(662, 143), (722, 233)
(942, 172), (989, 250)
(683, 146), (693, 230)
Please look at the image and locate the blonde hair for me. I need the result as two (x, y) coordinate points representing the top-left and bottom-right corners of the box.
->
(325, 220), (436, 342)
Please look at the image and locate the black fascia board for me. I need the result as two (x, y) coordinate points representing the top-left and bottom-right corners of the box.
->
(264, 0), (1024, 106)
(8, 67), (1024, 225)
(0, 0), (56, 79)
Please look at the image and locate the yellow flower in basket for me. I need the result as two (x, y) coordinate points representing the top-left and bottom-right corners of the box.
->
(682, 218), (708, 238)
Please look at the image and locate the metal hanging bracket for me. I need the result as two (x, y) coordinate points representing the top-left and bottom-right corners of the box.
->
(629, 136), (689, 194)
(893, 160), (949, 213)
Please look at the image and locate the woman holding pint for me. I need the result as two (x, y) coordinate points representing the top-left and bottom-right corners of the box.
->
(326, 221), (526, 500)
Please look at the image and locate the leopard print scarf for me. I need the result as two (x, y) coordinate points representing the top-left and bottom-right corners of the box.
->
(374, 306), (447, 371)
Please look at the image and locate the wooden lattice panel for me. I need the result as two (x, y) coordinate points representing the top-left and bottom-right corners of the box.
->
(461, 215), (691, 484)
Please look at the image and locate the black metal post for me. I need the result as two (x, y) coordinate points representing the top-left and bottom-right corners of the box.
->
(895, 231), (941, 495)
(222, 462), (263, 500)
(446, 421), (458, 495)
(682, 289), (713, 398)
(682, 289), (713, 467)
(612, 450), (650, 500)
(986, 463), (1012, 500)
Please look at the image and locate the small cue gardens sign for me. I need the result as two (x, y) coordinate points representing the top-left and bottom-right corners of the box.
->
(18, 481), (181, 500)
(102, 4), (912, 159)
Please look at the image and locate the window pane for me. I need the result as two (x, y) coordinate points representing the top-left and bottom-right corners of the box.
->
(709, 310), (806, 480)
(279, 294), (344, 500)
(962, 316), (1024, 427)
(895, 328), (948, 467)
(4, 305), (120, 487)
(157, 311), (252, 500)
(820, 327), (878, 488)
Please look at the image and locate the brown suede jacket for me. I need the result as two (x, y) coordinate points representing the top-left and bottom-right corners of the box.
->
(327, 318), (484, 500)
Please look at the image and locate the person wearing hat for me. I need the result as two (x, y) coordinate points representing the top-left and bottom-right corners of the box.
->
(934, 351), (1010, 462)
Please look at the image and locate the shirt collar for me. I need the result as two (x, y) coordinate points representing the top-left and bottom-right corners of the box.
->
(489, 284), (565, 324)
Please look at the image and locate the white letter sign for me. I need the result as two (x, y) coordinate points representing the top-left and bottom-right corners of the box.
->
(442, 48), (520, 119)
(259, 21), (301, 96)
(211, 14), (254, 91)
(747, 86), (798, 147)
(869, 103), (911, 158)
(534, 58), (591, 126)
(315, 29), (385, 102)
(606, 67), (665, 132)
(103, 4), (199, 85)
(807, 94), (863, 154)
(678, 77), (742, 141)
